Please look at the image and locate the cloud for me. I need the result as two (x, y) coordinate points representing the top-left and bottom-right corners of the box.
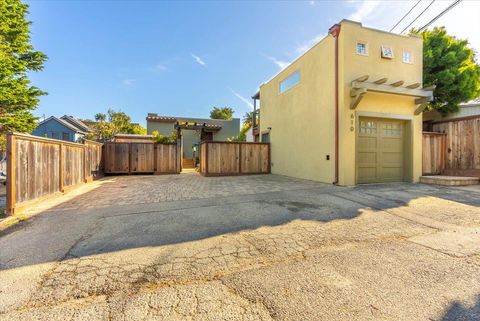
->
(265, 56), (290, 70)
(308, 0), (316, 6)
(191, 53), (206, 67)
(348, 0), (381, 22)
(294, 33), (326, 55)
(229, 88), (254, 109)
(122, 79), (136, 86)
(154, 63), (168, 71)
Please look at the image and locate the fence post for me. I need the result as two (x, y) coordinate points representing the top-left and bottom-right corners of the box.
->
(238, 143), (242, 174)
(205, 142), (209, 175)
(268, 143), (271, 173)
(6, 133), (16, 215)
(83, 144), (87, 182)
(128, 143), (132, 174)
(59, 143), (64, 192)
(176, 132), (182, 173)
(153, 143), (158, 174)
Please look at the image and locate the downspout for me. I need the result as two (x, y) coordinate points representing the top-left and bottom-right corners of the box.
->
(328, 23), (341, 185)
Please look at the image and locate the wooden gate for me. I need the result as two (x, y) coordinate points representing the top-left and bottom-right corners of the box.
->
(432, 117), (480, 176)
(103, 142), (180, 174)
(422, 132), (447, 175)
(200, 142), (270, 176)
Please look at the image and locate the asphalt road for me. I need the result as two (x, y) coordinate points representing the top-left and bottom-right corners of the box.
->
(1, 174), (480, 320)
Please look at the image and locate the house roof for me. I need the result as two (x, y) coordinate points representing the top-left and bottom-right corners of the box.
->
(113, 134), (153, 139)
(423, 98), (480, 123)
(60, 115), (91, 132)
(146, 115), (177, 123)
(146, 114), (238, 125)
(174, 122), (222, 131)
(36, 116), (88, 134)
(461, 98), (480, 107)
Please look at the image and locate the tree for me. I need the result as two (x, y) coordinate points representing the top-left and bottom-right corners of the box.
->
(421, 27), (480, 115)
(0, 0), (47, 144)
(228, 113), (253, 142)
(210, 107), (234, 120)
(88, 109), (147, 141)
(151, 130), (177, 143)
(130, 124), (147, 135)
(242, 111), (253, 126)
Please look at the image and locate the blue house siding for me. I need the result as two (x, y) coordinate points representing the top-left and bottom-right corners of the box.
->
(61, 116), (90, 132)
(32, 118), (82, 142)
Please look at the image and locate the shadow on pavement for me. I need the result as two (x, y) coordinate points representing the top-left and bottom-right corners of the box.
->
(439, 294), (480, 321)
(0, 175), (480, 271)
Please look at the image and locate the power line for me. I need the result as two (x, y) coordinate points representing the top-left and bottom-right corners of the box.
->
(400, 0), (437, 34)
(390, 0), (423, 32)
(417, 0), (462, 32)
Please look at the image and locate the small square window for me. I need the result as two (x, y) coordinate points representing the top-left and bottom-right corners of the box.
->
(403, 50), (413, 63)
(356, 42), (368, 56)
(381, 46), (394, 59)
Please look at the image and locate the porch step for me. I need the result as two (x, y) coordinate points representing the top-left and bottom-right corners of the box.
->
(420, 176), (480, 186)
(182, 158), (195, 169)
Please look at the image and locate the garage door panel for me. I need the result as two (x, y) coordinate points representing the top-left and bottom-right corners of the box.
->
(382, 151), (403, 164)
(357, 117), (405, 184)
(381, 167), (403, 181)
(358, 167), (377, 182)
(358, 151), (377, 164)
(381, 138), (402, 150)
(358, 136), (377, 150)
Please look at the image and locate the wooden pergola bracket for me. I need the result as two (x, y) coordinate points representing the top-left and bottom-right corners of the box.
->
(374, 78), (387, 84)
(414, 103), (429, 115)
(390, 80), (404, 87)
(350, 88), (367, 109)
(415, 97), (431, 104)
(354, 75), (369, 82)
(350, 78), (433, 111)
(406, 82), (420, 89)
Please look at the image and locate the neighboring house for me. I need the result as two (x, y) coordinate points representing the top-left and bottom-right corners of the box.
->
(255, 19), (433, 185)
(423, 99), (480, 131)
(112, 134), (153, 143)
(245, 126), (254, 142)
(146, 114), (240, 161)
(32, 115), (91, 142)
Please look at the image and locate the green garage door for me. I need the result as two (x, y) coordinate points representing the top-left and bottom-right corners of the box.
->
(357, 117), (405, 184)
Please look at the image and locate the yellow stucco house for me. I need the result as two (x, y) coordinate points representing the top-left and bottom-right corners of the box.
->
(253, 19), (433, 186)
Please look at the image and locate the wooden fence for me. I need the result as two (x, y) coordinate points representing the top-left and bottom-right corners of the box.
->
(422, 132), (447, 175)
(6, 133), (104, 215)
(432, 117), (480, 176)
(200, 141), (270, 176)
(103, 142), (180, 174)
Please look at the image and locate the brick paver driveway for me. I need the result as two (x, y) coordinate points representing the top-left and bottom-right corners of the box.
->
(1, 173), (480, 321)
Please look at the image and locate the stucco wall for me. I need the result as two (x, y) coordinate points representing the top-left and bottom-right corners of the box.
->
(259, 36), (336, 183)
(339, 20), (423, 185)
(259, 20), (424, 185)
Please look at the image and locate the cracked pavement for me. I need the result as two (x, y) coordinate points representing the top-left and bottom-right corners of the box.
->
(1, 174), (480, 320)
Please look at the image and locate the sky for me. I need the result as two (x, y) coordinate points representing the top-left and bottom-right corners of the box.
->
(26, 0), (480, 127)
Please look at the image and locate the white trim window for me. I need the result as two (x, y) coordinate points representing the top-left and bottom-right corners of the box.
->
(402, 50), (413, 64)
(381, 46), (394, 59)
(356, 41), (369, 56)
(279, 70), (300, 93)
